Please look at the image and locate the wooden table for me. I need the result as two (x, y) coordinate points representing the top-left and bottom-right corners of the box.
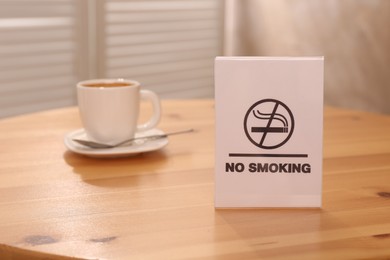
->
(0, 100), (389, 259)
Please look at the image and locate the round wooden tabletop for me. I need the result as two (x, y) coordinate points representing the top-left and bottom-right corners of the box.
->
(0, 100), (389, 259)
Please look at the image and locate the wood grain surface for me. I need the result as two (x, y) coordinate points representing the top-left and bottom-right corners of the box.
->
(0, 100), (389, 259)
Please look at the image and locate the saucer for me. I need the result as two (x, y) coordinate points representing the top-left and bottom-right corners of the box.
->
(64, 128), (168, 158)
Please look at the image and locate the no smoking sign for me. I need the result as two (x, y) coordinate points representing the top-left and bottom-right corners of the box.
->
(215, 56), (324, 208)
(244, 99), (294, 149)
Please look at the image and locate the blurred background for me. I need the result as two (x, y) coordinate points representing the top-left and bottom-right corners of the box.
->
(0, 0), (389, 118)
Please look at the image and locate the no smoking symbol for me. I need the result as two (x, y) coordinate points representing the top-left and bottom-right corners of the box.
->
(244, 99), (294, 149)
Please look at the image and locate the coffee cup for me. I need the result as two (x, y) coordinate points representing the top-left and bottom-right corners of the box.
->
(77, 78), (161, 145)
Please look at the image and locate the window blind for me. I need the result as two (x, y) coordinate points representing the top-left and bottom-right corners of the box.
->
(104, 0), (223, 98)
(0, 0), (223, 118)
(0, 0), (82, 118)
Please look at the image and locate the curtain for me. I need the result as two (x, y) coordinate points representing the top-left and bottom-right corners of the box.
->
(228, 0), (390, 114)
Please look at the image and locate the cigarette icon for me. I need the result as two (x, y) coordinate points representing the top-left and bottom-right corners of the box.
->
(251, 110), (289, 133)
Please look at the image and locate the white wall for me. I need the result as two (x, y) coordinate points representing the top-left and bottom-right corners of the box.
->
(229, 0), (390, 114)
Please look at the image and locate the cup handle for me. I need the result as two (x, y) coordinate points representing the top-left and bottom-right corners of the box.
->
(137, 90), (161, 132)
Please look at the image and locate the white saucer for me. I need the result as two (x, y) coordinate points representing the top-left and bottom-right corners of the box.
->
(64, 128), (168, 158)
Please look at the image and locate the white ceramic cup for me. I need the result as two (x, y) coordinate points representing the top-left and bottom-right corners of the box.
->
(77, 79), (161, 145)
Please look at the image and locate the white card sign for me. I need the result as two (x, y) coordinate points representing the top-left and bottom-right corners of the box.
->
(215, 57), (324, 208)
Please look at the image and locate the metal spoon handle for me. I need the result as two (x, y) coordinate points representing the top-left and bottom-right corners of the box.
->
(115, 128), (195, 147)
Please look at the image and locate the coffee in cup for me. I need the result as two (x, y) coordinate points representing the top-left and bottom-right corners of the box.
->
(81, 82), (132, 88)
(77, 78), (161, 145)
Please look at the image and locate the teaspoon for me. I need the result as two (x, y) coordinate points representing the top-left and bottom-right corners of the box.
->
(73, 129), (194, 149)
